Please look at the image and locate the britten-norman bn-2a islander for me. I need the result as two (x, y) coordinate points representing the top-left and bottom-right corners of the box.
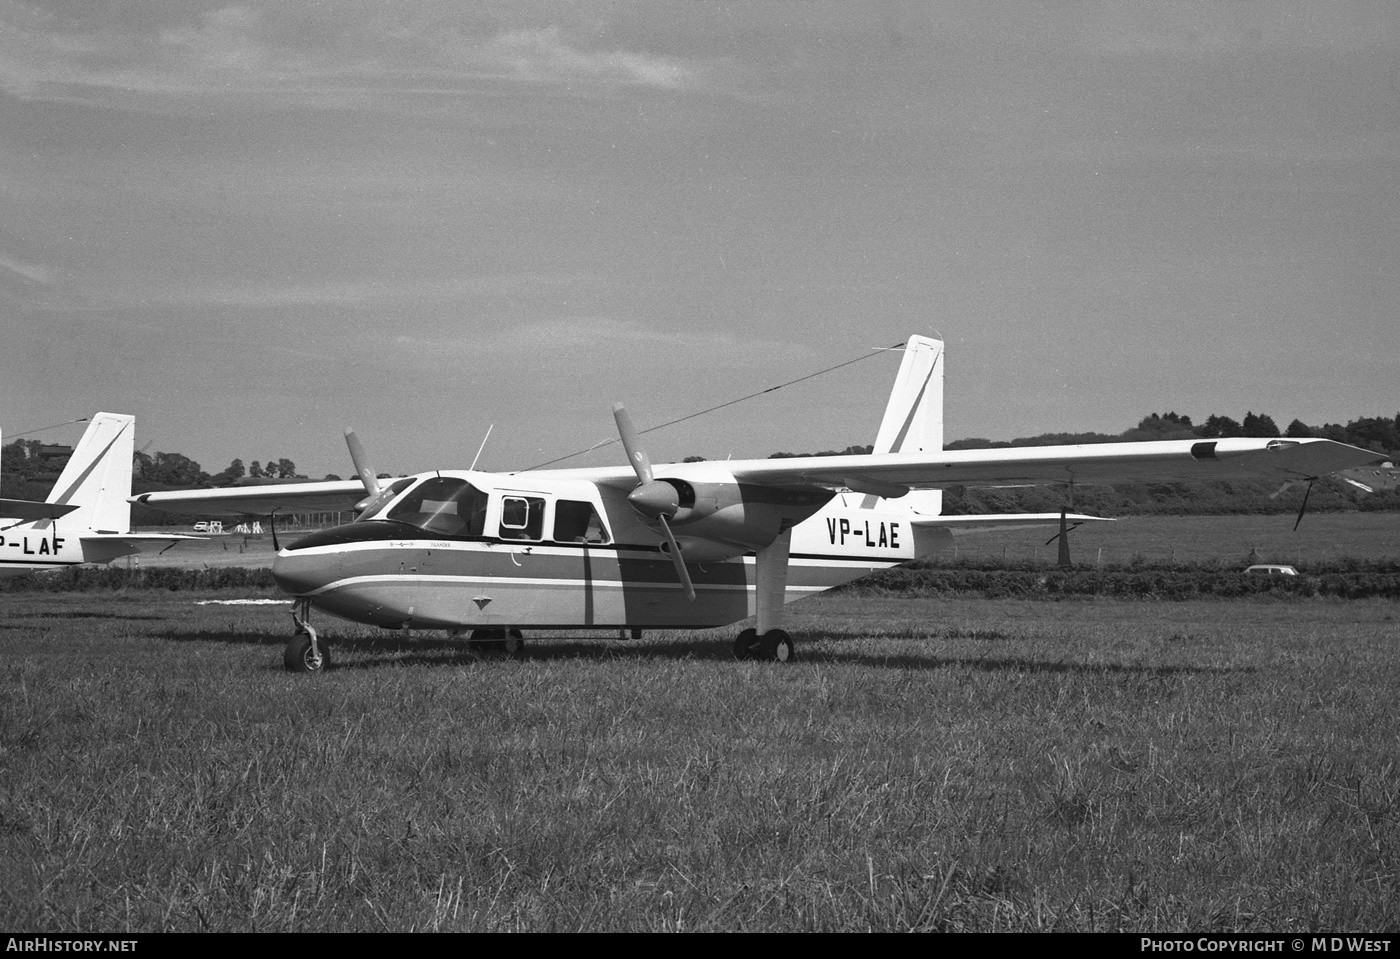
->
(131, 337), (1383, 672)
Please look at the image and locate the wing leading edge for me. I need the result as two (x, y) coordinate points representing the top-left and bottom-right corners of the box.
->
(725, 437), (1384, 496)
(129, 479), (370, 516)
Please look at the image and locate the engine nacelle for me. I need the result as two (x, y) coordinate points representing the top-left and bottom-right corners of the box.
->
(661, 478), (832, 558)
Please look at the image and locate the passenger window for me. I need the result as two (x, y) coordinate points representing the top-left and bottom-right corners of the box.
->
(500, 496), (544, 541)
(553, 500), (609, 544)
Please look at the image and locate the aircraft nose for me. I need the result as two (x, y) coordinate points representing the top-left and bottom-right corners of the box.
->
(272, 550), (331, 596)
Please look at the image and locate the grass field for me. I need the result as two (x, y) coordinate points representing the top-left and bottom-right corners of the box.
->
(2, 589), (1397, 931)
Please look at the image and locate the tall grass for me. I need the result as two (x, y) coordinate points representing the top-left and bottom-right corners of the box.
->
(2, 592), (1397, 930)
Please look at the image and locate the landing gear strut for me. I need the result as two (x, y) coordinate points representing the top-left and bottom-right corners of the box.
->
(732, 528), (798, 663)
(286, 598), (330, 673)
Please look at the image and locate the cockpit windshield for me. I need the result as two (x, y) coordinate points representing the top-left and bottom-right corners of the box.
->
(380, 476), (489, 537)
(353, 476), (416, 522)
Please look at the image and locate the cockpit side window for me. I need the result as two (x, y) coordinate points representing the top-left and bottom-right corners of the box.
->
(500, 496), (544, 541)
(384, 477), (489, 536)
(553, 500), (610, 544)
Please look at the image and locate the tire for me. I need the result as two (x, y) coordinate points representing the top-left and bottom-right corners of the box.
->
(470, 627), (504, 651)
(503, 629), (526, 659)
(755, 629), (795, 663)
(284, 633), (330, 673)
(732, 628), (759, 661)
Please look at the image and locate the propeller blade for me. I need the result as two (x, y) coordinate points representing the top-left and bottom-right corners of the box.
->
(657, 515), (696, 602)
(612, 404), (653, 485)
(1293, 479), (1314, 532)
(344, 428), (380, 499)
(613, 403), (689, 597)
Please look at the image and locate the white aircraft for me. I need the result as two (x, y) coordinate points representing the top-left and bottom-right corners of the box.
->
(1, 413), (200, 577)
(130, 337), (1383, 672)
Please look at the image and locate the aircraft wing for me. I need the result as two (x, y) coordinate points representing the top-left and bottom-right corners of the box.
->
(723, 437), (1384, 496)
(0, 498), (81, 521)
(129, 479), (370, 516)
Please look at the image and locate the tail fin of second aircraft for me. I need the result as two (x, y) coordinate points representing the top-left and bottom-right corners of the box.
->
(43, 412), (136, 534)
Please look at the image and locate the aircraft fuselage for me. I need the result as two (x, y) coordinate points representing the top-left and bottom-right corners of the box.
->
(271, 470), (927, 632)
(0, 523), (78, 577)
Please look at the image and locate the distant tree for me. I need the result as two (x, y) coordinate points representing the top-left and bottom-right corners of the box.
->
(1, 439), (43, 478)
(1199, 415), (1243, 438)
(146, 451), (207, 487)
(1124, 413), (1196, 442)
(1136, 412), (1193, 431)
(323, 473), (342, 481)
(226, 458), (245, 480)
(769, 444), (872, 459)
(248, 461), (264, 478)
(1342, 415), (1400, 453)
(1285, 419), (1313, 438)
(1242, 412), (1280, 438)
(682, 456), (707, 463)
(274, 458), (298, 478)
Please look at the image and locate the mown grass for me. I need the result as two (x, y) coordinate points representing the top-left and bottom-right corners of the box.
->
(1, 591), (1397, 931)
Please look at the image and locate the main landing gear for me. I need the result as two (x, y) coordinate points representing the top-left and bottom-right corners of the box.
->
(732, 627), (795, 663)
(469, 627), (526, 658)
(286, 598), (330, 673)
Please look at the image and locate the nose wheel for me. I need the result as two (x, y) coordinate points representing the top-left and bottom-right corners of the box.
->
(286, 599), (331, 673)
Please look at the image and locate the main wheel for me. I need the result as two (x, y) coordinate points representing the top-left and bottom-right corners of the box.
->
(470, 627), (504, 651)
(732, 628), (759, 661)
(502, 628), (526, 659)
(284, 633), (331, 673)
(755, 629), (795, 663)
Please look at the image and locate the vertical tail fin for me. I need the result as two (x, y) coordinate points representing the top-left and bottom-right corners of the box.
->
(44, 413), (136, 534)
(863, 335), (944, 513)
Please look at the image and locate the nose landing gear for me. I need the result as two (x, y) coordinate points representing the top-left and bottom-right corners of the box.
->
(286, 598), (331, 673)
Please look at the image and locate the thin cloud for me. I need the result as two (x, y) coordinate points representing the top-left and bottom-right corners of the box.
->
(479, 27), (694, 90)
(0, 6), (708, 108)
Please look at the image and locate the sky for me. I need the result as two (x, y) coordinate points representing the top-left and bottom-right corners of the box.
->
(4, 1), (1398, 479)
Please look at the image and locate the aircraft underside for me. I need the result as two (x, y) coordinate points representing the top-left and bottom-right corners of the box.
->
(282, 540), (898, 630)
(276, 539), (904, 671)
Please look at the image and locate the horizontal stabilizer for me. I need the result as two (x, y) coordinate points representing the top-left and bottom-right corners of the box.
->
(0, 498), (81, 521)
(910, 512), (1112, 537)
(79, 532), (206, 566)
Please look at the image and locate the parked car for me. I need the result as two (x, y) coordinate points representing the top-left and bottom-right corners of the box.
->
(1244, 564), (1298, 577)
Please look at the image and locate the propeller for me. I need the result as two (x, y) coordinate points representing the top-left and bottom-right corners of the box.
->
(1268, 477), (1316, 531)
(612, 404), (696, 601)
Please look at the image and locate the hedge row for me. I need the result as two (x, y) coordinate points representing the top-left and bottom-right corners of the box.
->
(0, 565), (278, 592)
(847, 562), (1400, 600)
